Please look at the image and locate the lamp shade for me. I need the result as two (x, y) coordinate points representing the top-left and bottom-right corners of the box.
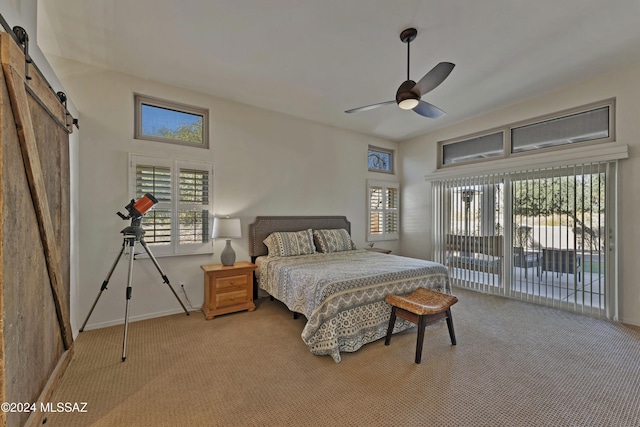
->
(212, 217), (242, 239)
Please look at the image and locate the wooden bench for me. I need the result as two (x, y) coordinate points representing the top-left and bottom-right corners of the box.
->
(385, 288), (458, 364)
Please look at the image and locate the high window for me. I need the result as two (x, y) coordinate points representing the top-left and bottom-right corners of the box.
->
(511, 106), (610, 153)
(367, 180), (399, 242)
(134, 94), (209, 149)
(438, 99), (614, 168)
(368, 146), (394, 174)
(442, 131), (503, 165)
(130, 154), (213, 256)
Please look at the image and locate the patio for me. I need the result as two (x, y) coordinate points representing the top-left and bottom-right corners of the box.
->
(449, 264), (605, 312)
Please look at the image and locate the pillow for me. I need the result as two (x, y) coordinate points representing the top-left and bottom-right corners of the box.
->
(313, 228), (356, 253)
(264, 229), (316, 257)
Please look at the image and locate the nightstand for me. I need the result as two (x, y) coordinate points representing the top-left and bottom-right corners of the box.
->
(200, 261), (257, 320)
(366, 247), (392, 254)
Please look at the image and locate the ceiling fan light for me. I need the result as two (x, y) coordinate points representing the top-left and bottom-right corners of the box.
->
(398, 98), (419, 110)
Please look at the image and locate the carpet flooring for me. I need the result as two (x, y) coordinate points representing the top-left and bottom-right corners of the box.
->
(44, 288), (640, 426)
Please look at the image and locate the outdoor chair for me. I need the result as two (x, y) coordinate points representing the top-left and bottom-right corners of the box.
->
(540, 248), (581, 281)
(513, 247), (540, 279)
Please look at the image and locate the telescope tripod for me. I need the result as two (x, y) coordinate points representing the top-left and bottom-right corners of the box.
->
(79, 220), (189, 361)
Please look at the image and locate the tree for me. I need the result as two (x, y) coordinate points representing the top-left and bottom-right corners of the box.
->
(512, 172), (606, 250)
(155, 118), (203, 144)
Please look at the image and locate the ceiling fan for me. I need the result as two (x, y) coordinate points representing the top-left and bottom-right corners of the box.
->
(345, 28), (455, 118)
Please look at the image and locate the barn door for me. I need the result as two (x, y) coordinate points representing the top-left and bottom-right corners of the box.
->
(0, 30), (74, 427)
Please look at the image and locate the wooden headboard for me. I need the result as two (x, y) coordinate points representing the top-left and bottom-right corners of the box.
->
(248, 216), (351, 259)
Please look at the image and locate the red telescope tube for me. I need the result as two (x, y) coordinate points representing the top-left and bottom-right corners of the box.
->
(131, 193), (158, 217)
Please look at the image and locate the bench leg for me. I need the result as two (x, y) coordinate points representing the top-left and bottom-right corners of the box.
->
(415, 315), (427, 364)
(446, 308), (457, 345)
(385, 307), (397, 346)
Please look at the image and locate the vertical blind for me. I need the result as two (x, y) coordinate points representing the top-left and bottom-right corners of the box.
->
(432, 161), (616, 319)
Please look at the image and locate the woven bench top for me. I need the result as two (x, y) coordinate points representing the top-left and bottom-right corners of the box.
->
(385, 287), (458, 315)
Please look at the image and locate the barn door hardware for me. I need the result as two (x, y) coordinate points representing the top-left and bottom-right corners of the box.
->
(57, 91), (79, 129)
(12, 26), (32, 81)
(0, 13), (80, 131)
(57, 91), (67, 106)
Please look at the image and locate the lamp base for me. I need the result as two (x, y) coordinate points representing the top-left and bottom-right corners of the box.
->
(220, 239), (236, 266)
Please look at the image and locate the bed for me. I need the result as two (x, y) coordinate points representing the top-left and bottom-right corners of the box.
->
(249, 216), (451, 362)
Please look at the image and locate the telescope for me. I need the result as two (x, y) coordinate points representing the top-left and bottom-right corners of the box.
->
(80, 192), (188, 361)
(117, 193), (158, 220)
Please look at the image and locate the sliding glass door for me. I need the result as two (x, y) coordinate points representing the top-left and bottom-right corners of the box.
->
(436, 177), (504, 291)
(432, 161), (616, 318)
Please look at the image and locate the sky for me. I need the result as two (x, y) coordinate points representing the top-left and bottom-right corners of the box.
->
(141, 104), (201, 136)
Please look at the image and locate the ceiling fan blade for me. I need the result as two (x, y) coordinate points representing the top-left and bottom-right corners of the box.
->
(345, 100), (396, 114)
(415, 62), (455, 96)
(413, 100), (446, 119)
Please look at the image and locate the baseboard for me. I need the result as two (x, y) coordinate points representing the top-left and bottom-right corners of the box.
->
(80, 307), (198, 331)
(24, 345), (74, 427)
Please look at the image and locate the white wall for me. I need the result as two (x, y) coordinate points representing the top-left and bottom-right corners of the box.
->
(46, 56), (399, 330)
(399, 60), (640, 327)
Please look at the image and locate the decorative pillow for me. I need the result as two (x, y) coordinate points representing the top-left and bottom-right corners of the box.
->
(264, 229), (316, 257)
(313, 228), (356, 253)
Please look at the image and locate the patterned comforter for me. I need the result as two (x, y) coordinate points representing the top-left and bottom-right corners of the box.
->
(257, 249), (451, 362)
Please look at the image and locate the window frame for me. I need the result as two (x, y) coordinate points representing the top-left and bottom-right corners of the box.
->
(134, 94), (210, 149)
(437, 98), (615, 169)
(509, 103), (613, 155)
(129, 154), (214, 257)
(439, 129), (506, 166)
(368, 145), (395, 174)
(367, 179), (400, 242)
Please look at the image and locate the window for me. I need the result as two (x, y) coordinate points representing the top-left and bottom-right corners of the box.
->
(437, 99), (614, 168)
(134, 94), (209, 148)
(130, 154), (213, 256)
(442, 131), (504, 165)
(368, 146), (394, 174)
(511, 106), (610, 153)
(367, 180), (399, 241)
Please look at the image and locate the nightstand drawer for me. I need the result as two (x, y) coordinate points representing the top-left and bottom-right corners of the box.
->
(216, 289), (248, 308)
(215, 274), (248, 290)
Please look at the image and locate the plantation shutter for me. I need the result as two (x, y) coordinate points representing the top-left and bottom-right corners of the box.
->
(386, 186), (399, 233)
(130, 155), (213, 255)
(178, 167), (210, 244)
(369, 185), (383, 236)
(136, 165), (171, 201)
(368, 180), (399, 241)
(136, 164), (172, 244)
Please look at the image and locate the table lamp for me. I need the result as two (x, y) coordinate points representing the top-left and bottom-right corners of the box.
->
(212, 217), (242, 266)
